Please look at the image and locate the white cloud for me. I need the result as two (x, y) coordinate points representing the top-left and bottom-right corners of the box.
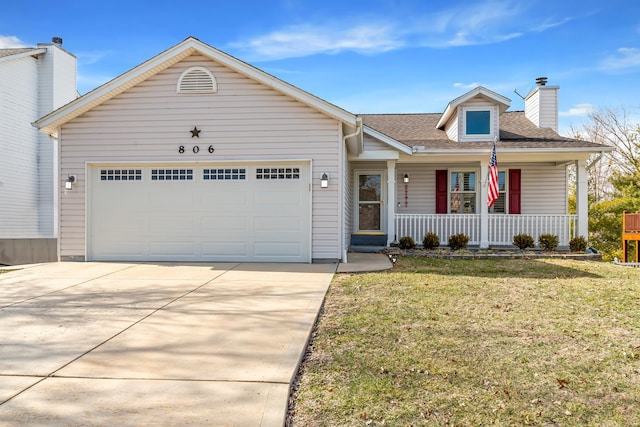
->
(440, 30), (522, 47)
(600, 47), (640, 71)
(532, 16), (575, 32)
(453, 82), (484, 89)
(0, 35), (29, 48)
(560, 103), (595, 117)
(77, 51), (112, 66)
(229, 23), (402, 61)
(412, 0), (535, 48)
(230, 1), (575, 60)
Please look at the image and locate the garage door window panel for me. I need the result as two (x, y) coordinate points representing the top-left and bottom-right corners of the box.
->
(151, 169), (193, 181)
(256, 168), (300, 180)
(204, 168), (246, 180)
(100, 169), (142, 181)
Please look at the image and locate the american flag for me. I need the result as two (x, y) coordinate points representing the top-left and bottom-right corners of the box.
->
(487, 142), (499, 208)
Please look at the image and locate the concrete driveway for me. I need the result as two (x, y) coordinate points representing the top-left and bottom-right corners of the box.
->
(0, 261), (336, 426)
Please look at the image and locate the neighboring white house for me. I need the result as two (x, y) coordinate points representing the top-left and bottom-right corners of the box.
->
(35, 37), (612, 263)
(0, 37), (77, 264)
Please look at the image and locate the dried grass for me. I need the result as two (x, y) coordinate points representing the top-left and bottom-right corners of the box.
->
(290, 258), (640, 426)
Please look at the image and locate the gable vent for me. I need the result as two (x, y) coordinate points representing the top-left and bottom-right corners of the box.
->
(177, 66), (217, 93)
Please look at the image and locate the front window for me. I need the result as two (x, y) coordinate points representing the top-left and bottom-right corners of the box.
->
(450, 171), (476, 213)
(490, 171), (507, 213)
(465, 109), (491, 136)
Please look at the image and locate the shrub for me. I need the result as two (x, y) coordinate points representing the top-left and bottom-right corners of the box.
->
(569, 236), (588, 252)
(448, 233), (470, 251)
(422, 232), (440, 250)
(513, 233), (535, 250)
(398, 236), (416, 250)
(538, 234), (559, 251)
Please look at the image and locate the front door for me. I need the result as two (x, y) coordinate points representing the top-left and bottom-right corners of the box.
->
(357, 172), (384, 231)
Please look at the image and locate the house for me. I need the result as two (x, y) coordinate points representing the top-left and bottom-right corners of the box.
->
(35, 37), (611, 263)
(0, 37), (77, 265)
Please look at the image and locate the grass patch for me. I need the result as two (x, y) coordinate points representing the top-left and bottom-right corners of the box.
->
(290, 258), (640, 426)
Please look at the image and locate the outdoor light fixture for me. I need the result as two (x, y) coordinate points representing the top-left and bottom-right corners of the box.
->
(320, 173), (329, 188)
(65, 175), (76, 190)
(403, 173), (409, 183)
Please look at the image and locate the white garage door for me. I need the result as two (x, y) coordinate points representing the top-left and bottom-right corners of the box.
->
(88, 163), (311, 262)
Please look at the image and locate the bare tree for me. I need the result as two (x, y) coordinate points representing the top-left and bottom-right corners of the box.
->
(572, 106), (640, 201)
(588, 107), (639, 174)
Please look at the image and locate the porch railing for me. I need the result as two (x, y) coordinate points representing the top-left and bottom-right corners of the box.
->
(395, 214), (577, 247)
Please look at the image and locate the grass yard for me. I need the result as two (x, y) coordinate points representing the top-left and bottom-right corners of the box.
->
(289, 257), (640, 426)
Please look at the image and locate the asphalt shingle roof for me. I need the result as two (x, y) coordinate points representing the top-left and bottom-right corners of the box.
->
(0, 48), (41, 59)
(362, 111), (607, 150)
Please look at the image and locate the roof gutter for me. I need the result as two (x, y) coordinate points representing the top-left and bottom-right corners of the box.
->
(410, 146), (615, 155)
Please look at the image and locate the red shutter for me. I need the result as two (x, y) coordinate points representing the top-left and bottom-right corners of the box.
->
(436, 170), (448, 214)
(508, 169), (521, 214)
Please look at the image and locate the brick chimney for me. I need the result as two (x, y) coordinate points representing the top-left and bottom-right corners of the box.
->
(525, 77), (559, 132)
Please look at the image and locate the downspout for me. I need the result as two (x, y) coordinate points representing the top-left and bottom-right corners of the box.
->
(340, 117), (362, 264)
(47, 133), (61, 254)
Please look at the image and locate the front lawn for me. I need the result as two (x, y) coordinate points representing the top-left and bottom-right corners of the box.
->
(289, 257), (640, 426)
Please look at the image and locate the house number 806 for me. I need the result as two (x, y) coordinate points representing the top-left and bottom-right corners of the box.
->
(178, 145), (214, 154)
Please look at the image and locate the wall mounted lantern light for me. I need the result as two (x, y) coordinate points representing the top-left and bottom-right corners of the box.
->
(65, 175), (76, 190)
(403, 173), (409, 183)
(320, 173), (329, 188)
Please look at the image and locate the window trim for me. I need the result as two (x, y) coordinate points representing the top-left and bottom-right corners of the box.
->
(449, 170), (478, 214)
(462, 106), (495, 140)
(489, 170), (508, 214)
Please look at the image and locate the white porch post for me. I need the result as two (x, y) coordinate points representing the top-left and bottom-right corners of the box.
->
(576, 160), (589, 239)
(386, 160), (396, 246)
(479, 160), (489, 248)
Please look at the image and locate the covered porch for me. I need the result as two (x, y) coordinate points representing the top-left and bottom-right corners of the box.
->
(380, 157), (590, 250)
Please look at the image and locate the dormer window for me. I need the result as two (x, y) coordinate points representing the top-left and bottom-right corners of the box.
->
(437, 87), (508, 142)
(465, 109), (491, 135)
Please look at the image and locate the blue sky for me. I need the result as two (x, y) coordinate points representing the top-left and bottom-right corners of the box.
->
(2, 0), (639, 135)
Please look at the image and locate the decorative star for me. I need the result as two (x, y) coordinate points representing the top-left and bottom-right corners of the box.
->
(190, 126), (201, 138)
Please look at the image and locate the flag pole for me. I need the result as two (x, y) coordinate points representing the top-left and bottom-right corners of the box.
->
(485, 136), (499, 249)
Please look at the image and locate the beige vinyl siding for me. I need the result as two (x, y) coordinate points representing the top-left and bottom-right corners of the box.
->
(363, 134), (391, 152)
(539, 89), (558, 131)
(344, 160), (354, 252)
(0, 55), (40, 238)
(525, 91), (540, 128)
(445, 114), (458, 141)
(521, 164), (567, 214)
(59, 54), (342, 260)
(525, 87), (558, 132)
(343, 133), (353, 260)
(396, 164), (438, 213)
